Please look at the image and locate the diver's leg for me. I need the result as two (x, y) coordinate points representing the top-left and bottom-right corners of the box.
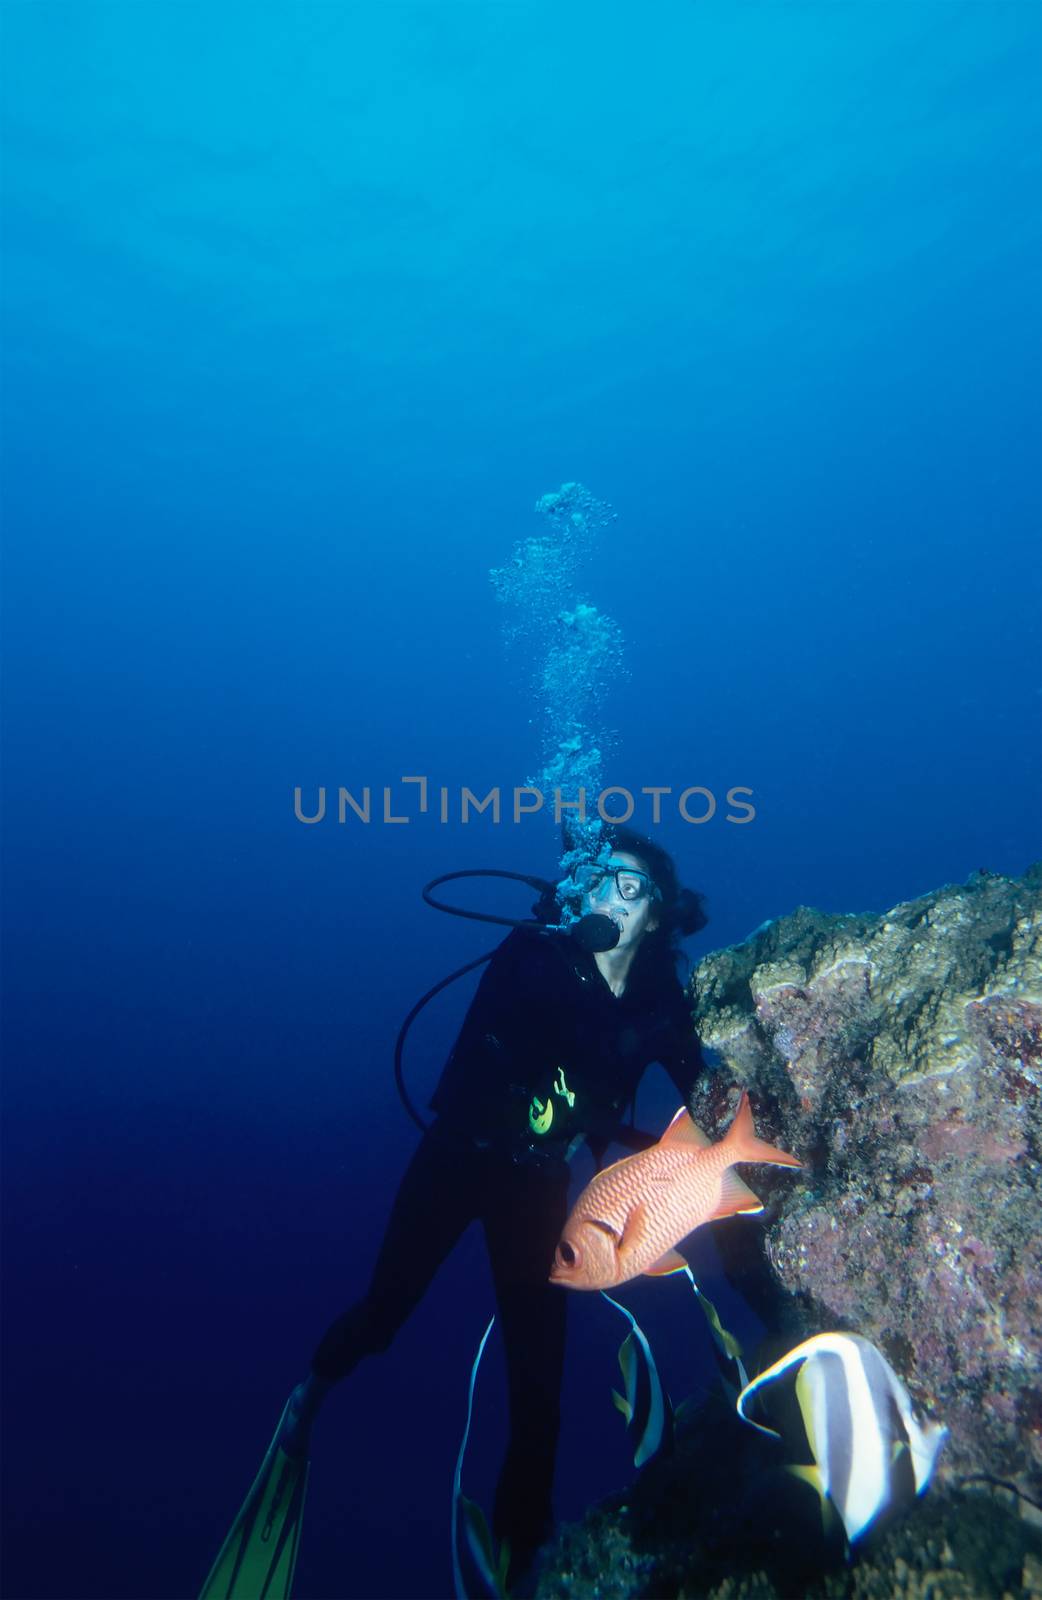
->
(278, 1371), (334, 1457)
(314, 1126), (479, 1374)
(482, 1158), (570, 1579)
(282, 1128), (479, 1450)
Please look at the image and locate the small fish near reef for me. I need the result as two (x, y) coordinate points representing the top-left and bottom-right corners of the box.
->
(736, 1332), (948, 1547)
(603, 1292), (675, 1468)
(549, 1090), (801, 1291)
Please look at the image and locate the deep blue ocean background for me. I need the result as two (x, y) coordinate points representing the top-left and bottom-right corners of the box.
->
(3, 6), (1040, 1598)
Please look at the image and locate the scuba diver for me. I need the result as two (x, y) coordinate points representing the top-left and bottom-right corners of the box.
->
(200, 825), (711, 1598)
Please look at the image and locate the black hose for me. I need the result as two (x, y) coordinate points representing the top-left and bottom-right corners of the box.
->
(421, 868), (557, 929)
(394, 870), (560, 1131)
(393, 950), (497, 1134)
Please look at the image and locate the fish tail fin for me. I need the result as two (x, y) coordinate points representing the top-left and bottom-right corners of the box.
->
(909, 1420), (948, 1494)
(723, 1091), (801, 1168)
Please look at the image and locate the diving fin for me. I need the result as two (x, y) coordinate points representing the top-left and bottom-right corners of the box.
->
(199, 1394), (310, 1600)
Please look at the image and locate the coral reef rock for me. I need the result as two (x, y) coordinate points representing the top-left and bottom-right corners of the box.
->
(687, 862), (1042, 1504)
(535, 1408), (1041, 1600)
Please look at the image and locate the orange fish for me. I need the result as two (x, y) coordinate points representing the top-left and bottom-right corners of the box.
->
(549, 1091), (801, 1291)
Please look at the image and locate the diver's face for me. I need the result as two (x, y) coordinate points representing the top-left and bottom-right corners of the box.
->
(579, 851), (660, 950)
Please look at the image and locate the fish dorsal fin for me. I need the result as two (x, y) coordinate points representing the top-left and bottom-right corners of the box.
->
(708, 1168), (763, 1222)
(737, 1338), (829, 1437)
(658, 1106), (713, 1150)
(644, 1248), (689, 1277)
(596, 1153), (632, 1180)
(617, 1332), (638, 1401)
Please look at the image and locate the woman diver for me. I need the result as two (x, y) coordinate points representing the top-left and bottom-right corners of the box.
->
(200, 825), (711, 1598)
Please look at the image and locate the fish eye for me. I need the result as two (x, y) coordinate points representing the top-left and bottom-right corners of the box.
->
(557, 1240), (576, 1267)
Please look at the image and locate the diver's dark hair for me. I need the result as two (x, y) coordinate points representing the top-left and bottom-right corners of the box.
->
(603, 825), (708, 955)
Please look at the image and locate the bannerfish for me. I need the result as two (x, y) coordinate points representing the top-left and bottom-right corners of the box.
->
(602, 1292), (674, 1468)
(736, 1332), (948, 1546)
(451, 1316), (511, 1600)
(549, 1090), (801, 1291)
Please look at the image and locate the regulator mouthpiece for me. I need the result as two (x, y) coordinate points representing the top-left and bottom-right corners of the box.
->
(573, 912), (620, 953)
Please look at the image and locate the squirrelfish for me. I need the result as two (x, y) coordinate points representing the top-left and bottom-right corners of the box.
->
(549, 1091), (800, 1291)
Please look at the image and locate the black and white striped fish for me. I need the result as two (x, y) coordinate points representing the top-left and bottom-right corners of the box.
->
(737, 1332), (947, 1545)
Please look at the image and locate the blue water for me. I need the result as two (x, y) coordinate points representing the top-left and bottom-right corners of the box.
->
(3, 5), (1040, 1598)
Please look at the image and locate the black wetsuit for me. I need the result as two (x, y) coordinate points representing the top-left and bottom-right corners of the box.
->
(311, 927), (708, 1570)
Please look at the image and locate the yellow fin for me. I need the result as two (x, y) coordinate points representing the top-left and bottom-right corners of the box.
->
(787, 1465), (835, 1540)
(788, 1463), (824, 1494)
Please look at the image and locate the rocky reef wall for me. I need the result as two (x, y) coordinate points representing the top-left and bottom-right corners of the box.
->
(687, 863), (1042, 1502)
